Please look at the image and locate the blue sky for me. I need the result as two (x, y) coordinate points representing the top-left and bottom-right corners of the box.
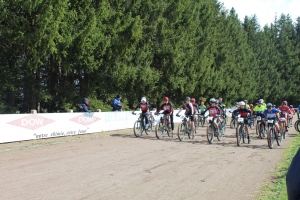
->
(220, 0), (299, 27)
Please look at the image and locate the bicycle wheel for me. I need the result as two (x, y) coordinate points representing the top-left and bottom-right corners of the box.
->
(145, 121), (153, 135)
(276, 129), (282, 146)
(155, 122), (165, 139)
(242, 126), (247, 144)
(177, 123), (187, 141)
(237, 125), (243, 146)
(206, 124), (214, 144)
(166, 123), (173, 137)
(267, 127), (275, 149)
(294, 120), (300, 132)
(260, 123), (266, 139)
(256, 122), (260, 136)
(133, 120), (142, 137)
(250, 119), (255, 130)
(230, 119), (235, 129)
(201, 117), (205, 127)
(217, 123), (224, 141)
(280, 126), (286, 139)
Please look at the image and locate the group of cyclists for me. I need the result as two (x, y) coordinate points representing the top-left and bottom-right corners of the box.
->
(132, 96), (297, 144)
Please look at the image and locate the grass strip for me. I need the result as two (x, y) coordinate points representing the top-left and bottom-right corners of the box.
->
(257, 133), (300, 200)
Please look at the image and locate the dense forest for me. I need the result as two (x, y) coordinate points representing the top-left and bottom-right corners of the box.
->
(0, 0), (299, 113)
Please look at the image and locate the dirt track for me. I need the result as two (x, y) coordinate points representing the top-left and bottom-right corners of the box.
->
(0, 123), (296, 200)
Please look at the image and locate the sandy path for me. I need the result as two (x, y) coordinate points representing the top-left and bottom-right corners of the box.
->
(0, 123), (296, 200)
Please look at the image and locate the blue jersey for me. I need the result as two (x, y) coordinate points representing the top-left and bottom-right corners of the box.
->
(298, 105), (300, 113)
(263, 108), (280, 118)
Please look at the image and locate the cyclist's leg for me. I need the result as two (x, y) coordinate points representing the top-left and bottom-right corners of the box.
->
(144, 112), (149, 125)
(170, 113), (174, 132)
(190, 115), (195, 134)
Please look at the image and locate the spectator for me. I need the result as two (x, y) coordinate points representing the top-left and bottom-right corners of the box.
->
(286, 148), (300, 200)
(81, 98), (92, 113)
(112, 94), (122, 111)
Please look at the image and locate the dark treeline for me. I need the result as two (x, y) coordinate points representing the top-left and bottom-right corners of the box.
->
(0, 0), (299, 113)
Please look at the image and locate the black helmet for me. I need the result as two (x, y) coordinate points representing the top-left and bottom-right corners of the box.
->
(267, 103), (272, 108)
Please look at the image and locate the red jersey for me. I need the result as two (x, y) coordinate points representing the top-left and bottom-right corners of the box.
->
(279, 105), (292, 114)
(206, 106), (221, 117)
(157, 102), (173, 114)
(135, 102), (149, 113)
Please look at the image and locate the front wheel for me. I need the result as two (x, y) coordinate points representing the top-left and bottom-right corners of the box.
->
(276, 129), (283, 146)
(236, 125), (243, 146)
(155, 122), (165, 139)
(217, 122), (224, 141)
(230, 118), (235, 129)
(206, 124), (214, 144)
(294, 120), (300, 132)
(267, 127), (275, 149)
(133, 120), (142, 137)
(177, 123), (187, 141)
(145, 121), (153, 135)
(201, 116), (205, 127)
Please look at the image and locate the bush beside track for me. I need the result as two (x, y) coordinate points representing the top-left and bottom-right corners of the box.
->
(257, 132), (300, 200)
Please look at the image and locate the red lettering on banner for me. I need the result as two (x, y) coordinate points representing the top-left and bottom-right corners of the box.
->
(7, 115), (55, 130)
(70, 114), (101, 126)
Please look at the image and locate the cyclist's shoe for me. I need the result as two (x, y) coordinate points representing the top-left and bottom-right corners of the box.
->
(248, 135), (251, 144)
(277, 132), (281, 137)
(285, 127), (289, 132)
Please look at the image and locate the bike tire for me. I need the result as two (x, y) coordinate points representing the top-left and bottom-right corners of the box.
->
(294, 120), (300, 132)
(256, 122), (260, 136)
(201, 117), (205, 127)
(237, 125), (242, 146)
(242, 126), (247, 144)
(230, 119), (235, 129)
(268, 127), (275, 149)
(145, 121), (153, 135)
(260, 123), (266, 139)
(155, 122), (164, 139)
(177, 123), (186, 141)
(133, 120), (142, 137)
(250, 119), (255, 130)
(217, 123), (224, 141)
(206, 124), (214, 144)
(276, 129), (283, 146)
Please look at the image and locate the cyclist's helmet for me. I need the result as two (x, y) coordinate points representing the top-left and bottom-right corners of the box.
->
(215, 99), (219, 104)
(163, 97), (169, 102)
(141, 97), (147, 103)
(210, 98), (216, 103)
(282, 100), (287, 105)
(239, 101), (245, 106)
(191, 98), (195, 103)
(258, 99), (263, 104)
(267, 103), (272, 108)
(272, 104), (276, 108)
(250, 104), (253, 107)
(185, 96), (191, 101)
(244, 100), (248, 103)
(235, 101), (239, 105)
(290, 105), (293, 108)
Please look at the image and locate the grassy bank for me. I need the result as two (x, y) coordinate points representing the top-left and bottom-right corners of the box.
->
(257, 133), (300, 200)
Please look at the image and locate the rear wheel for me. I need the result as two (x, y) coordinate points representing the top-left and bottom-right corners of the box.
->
(260, 123), (266, 139)
(256, 122), (260, 136)
(206, 124), (214, 144)
(230, 118), (235, 129)
(276, 128), (283, 146)
(201, 116), (205, 127)
(294, 120), (300, 132)
(177, 123), (186, 141)
(155, 122), (165, 139)
(133, 120), (142, 137)
(217, 122), (224, 141)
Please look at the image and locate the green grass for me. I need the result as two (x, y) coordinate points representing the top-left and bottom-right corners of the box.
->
(257, 133), (300, 200)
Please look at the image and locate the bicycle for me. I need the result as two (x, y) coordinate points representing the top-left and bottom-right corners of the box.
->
(266, 117), (282, 149)
(155, 113), (173, 139)
(206, 115), (225, 144)
(132, 112), (152, 137)
(236, 117), (250, 146)
(176, 114), (194, 141)
(255, 113), (266, 139)
(294, 116), (300, 132)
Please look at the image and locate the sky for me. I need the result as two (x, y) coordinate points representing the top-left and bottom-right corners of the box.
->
(220, 0), (299, 27)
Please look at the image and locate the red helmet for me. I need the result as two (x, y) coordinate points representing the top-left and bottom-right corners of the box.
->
(250, 104), (253, 108)
(191, 98), (195, 103)
(163, 97), (169, 102)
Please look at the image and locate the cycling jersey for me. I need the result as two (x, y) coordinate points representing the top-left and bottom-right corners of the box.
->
(233, 108), (251, 118)
(182, 103), (194, 115)
(206, 106), (221, 117)
(192, 103), (200, 114)
(278, 105), (292, 118)
(157, 102), (173, 114)
(263, 108), (280, 118)
(245, 104), (250, 109)
(135, 102), (149, 113)
(198, 105), (207, 114)
(253, 105), (266, 112)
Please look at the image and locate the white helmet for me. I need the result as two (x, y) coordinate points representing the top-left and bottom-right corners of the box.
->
(141, 97), (147, 103)
(239, 101), (245, 106)
(259, 99), (264, 103)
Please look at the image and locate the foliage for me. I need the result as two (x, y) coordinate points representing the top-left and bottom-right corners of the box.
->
(0, 0), (299, 113)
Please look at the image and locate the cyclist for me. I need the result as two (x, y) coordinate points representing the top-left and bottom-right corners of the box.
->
(205, 98), (222, 133)
(259, 99), (267, 108)
(177, 97), (195, 135)
(253, 99), (266, 135)
(290, 105), (295, 115)
(191, 98), (200, 125)
(263, 103), (281, 137)
(198, 100), (207, 115)
(232, 101), (252, 143)
(132, 97), (150, 129)
(278, 100), (291, 133)
(155, 97), (174, 134)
